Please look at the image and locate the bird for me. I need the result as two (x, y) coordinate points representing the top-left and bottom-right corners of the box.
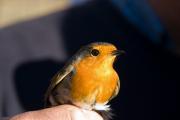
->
(44, 42), (125, 120)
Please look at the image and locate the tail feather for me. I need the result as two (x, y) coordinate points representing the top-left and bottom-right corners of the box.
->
(95, 110), (114, 120)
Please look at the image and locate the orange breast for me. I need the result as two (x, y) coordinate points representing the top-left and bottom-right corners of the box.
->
(70, 62), (119, 104)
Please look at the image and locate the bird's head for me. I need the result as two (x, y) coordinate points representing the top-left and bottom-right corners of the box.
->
(73, 42), (125, 68)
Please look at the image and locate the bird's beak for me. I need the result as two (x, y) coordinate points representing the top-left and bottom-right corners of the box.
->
(111, 50), (126, 56)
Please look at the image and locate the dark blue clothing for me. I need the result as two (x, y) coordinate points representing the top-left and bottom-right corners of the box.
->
(111, 0), (173, 50)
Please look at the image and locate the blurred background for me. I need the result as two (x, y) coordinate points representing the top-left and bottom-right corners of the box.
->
(0, 0), (69, 28)
(0, 0), (90, 28)
(0, 0), (178, 120)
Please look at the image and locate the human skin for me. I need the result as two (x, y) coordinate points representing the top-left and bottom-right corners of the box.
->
(10, 105), (103, 120)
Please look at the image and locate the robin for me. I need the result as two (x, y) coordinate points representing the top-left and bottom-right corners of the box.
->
(45, 42), (125, 119)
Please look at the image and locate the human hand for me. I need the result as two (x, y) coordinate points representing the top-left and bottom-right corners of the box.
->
(10, 105), (103, 120)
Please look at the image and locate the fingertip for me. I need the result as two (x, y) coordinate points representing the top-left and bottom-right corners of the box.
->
(70, 108), (103, 120)
(45, 105), (103, 120)
(81, 110), (103, 120)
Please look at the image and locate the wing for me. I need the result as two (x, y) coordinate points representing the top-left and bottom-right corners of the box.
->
(44, 64), (74, 106)
(109, 79), (120, 101)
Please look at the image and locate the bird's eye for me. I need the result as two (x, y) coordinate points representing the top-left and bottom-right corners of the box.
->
(91, 49), (100, 56)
